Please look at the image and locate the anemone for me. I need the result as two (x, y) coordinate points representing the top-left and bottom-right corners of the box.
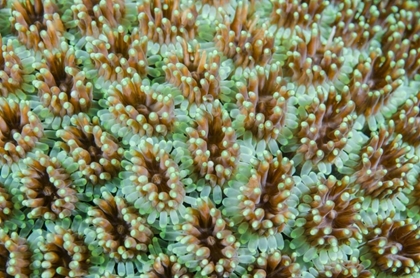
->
(55, 113), (123, 185)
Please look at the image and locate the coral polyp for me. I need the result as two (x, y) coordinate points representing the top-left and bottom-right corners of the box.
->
(85, 191), (153, 262)
(223, 150), (296, 251)
(0, 0), (420, 276)
(361, 216), (420, 277)
(0, 229), (31, 278)
(0, 98), (45, 176)
(121, 138), (187, 226)
(169, 198), (241, 277)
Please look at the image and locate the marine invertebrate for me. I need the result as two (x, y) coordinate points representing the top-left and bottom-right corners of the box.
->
(35, 220), (91, 277)
(246, 251), (301, 278)
(348, 48), (406, 130)
(0, 0), (420, 276)
(361, 216), (420, 277)
(14, 150), (80, 220)
(169, 198), (241, 277)
(232, 63), (297, 144)
(223, 150), (296, 252)
(215, 1), (275, 68)
(0, 229), (31, 278)
(290, 174), (363, 264)
(55, 113), (123, 185)
(392, 92), (420, 147)
(98, 73), (176, 143)
(142, 252), (193, 278)
(284, 24), (346, 89)
(180, 100), (240, 198)
(293, 85), (355, 170)
(347, 125), (418, 212)
(0, 98), (45, 177)
(71, 0), (132, 36)
(33, 43), (93, 128)
(84, 25), (152, 88)
(309, 253), (373, 278)
(163, 39), (232, 106)
(0, 185), (12, 224)
(0, 36), (35, 99)
(85, 191), (153, 264)
(10, 0), (65, 51)
(136, 0), (198, 46)
(121, 138), (188, 226)
(270, 0), (328, 36)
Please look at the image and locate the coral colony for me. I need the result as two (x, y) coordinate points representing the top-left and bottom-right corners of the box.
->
(1, 0), (420, 277)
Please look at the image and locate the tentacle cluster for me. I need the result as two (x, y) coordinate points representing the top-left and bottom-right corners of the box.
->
(0, 230), (31, 278)
(15, 150), (79, 220)
(291, 175), (363, 264)
(35, 223), (91, 277)
(0, 36), (35, 99)
(0, 98), (45, 175)
(294, 85), (355, 168)
(33, 43), (93, 124)
(246, 251), (301, 278)
(85, 191), (153, 262)
(55, 113), (123, 185)
(215, 1), (275, 68)
(163, 40), (228, 106)
(10, 0), (65, 51)
(362, 217), (420, 277)
(223, 150), (296, 251)
(350, 125), (418, 211)
(136, 0), (198, 46)
(233, 63), (297, 143)
(169, 198), (240, 277)
(121, 138), (187, 227)
(183, 100), (240, 192)
(99, 74), (175, 142)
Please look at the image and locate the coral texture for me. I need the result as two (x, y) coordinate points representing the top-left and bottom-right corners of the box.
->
(0, 0), (419, 277)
